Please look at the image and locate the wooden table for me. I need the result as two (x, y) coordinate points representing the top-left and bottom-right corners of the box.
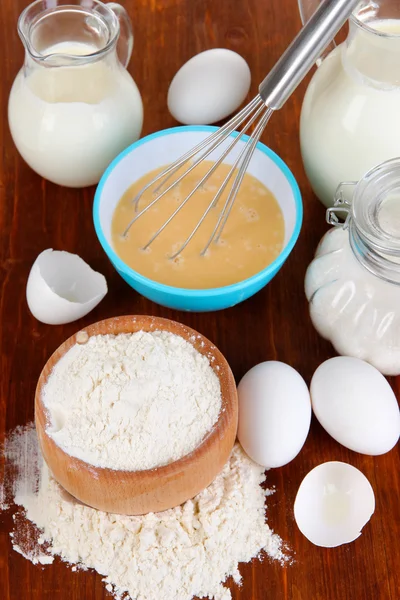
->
(1, 1), (399, 599)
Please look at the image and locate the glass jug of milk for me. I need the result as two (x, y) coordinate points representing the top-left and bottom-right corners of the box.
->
(299, 0), (400, 208)
(305, 158), (400, 375)
(8, 0), (143, 188)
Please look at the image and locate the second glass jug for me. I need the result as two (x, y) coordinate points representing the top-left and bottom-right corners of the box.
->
(299, 0), (400, 207)
(8, 0), (143, 188)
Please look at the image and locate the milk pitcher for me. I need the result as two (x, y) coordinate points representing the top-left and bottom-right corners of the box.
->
(298, 0), (400, 207)
(8, 0), (143, 188)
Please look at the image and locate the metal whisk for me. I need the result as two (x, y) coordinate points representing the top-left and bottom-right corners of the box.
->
(123, 0), (359, 258)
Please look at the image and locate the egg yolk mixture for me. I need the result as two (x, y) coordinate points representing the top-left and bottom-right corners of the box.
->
(111, 161), (285, 289)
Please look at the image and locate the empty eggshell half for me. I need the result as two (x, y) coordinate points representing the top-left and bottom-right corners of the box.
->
(294, 462), (375, 548)
(167, 48), (251, 125)
(26, 249), (107, 325)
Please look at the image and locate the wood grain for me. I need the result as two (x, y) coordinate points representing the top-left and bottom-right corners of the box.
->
(0, 0), (399, 599)
(35, 315), (238, 515)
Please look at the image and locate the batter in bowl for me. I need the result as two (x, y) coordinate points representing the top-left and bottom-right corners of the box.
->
(112, 161), (284, 289)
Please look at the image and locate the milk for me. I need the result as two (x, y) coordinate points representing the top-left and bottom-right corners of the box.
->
(300, 20), (400, 208)
(8, 43), (143, 187)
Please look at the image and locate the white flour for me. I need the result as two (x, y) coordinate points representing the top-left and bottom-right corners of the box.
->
(42, 331), (222, 470)
(1, 424), (288, 600)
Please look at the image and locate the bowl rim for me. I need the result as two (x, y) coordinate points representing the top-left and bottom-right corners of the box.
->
(93, 125), (303, 297)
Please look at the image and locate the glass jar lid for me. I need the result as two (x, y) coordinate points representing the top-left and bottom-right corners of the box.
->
(353, 157), (400, 256)
(327, 157), (400, 284)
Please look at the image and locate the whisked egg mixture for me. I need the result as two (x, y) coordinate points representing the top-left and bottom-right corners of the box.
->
(112, 161), (285, 289)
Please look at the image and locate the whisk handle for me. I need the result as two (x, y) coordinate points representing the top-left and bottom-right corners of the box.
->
(259, 0), (359, 110)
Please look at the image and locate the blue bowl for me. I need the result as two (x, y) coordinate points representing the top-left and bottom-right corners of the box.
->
(94, 126), (302, 312)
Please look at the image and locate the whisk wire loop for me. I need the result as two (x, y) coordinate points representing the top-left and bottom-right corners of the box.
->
(201, 108), (273, 257)
(150, 96), (264, 197)
(122, 96), (264, 239)
(165, 102), (269, 257)
(170, 105), (273, 259)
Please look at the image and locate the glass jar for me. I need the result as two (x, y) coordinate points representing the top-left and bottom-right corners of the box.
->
(305, 157), (400, 375)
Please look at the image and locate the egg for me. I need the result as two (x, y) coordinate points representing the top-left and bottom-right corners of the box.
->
(237, 361), (311, 468)
(26, 249), (107, 325)
(311, 357), (400, 455)
(167, 48), (251, 125)
(294, 461), (375, 548)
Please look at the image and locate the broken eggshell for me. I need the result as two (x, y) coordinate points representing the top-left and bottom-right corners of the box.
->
(26, 249), (107, 325)
(294, 461), (375, 548)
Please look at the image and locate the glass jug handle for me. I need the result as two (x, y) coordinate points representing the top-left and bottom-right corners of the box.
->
(107, 3), (134, 68)
(297, 0), (336, 66)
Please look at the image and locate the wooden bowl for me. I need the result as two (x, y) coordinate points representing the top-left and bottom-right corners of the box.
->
(35, 315), (238, 515)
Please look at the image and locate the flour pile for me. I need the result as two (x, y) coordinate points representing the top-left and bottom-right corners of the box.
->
(42, 331), (222, 471)
(1, 424), (287, 600)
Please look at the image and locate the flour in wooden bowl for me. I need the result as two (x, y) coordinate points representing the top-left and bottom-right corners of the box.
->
(41, 331), (222, 470)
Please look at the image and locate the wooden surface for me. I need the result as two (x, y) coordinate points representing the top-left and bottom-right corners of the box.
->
(35, 315), (238, 515)
(0, 0), (399, 599)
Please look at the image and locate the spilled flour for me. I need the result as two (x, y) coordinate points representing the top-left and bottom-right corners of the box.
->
(0, 423), (288, 600)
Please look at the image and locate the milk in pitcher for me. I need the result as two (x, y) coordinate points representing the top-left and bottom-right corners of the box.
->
(8, 1), (143, 188)
(300, 8), (400, 208)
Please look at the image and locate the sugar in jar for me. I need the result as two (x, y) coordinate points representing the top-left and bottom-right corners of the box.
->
(305, 158), (400, 375)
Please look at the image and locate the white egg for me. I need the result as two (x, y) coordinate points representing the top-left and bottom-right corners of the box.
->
(237, 361), (311, 468)
(26, 249), (107, 325)
(167, 48), (251, 125)
(294, 461), (375, 548)
(311, 357), (400, 455)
